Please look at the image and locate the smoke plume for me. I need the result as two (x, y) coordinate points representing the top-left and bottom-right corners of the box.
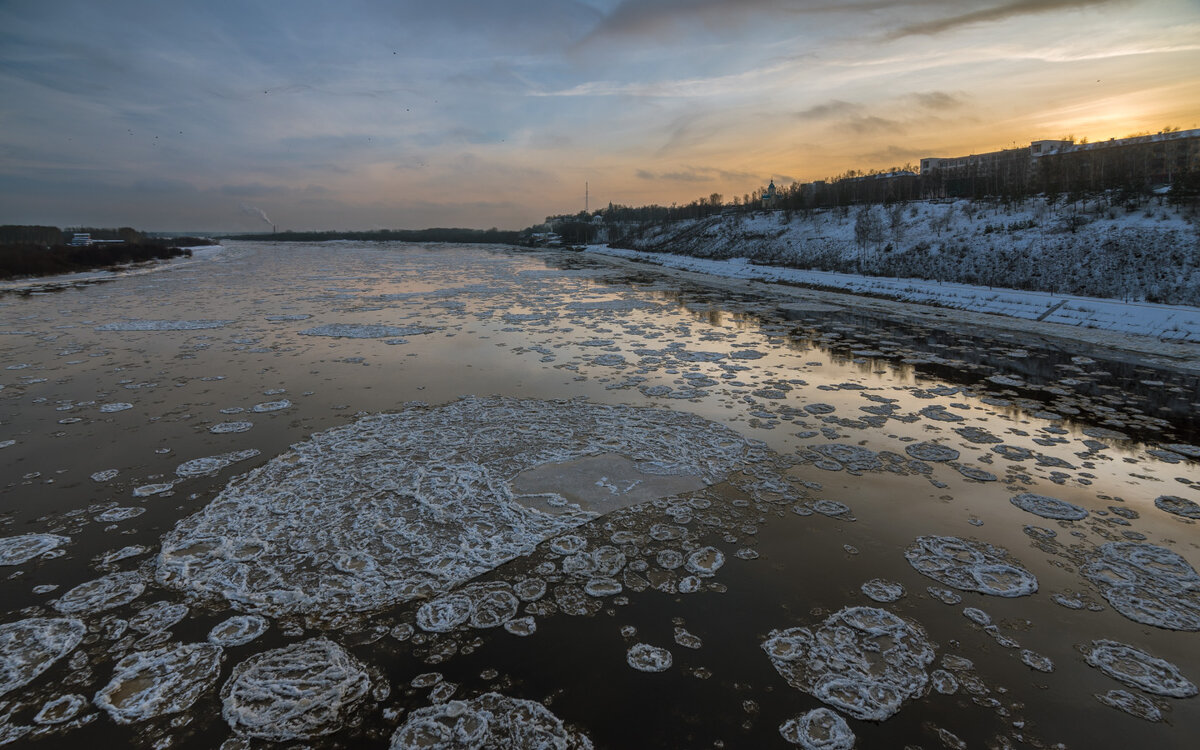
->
(239, 203), (272, 226)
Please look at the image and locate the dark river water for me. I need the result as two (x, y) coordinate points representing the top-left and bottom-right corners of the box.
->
(0, 242), (1197, 749)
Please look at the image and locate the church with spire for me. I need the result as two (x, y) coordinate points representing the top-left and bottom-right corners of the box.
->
(764, 179), (779, 208)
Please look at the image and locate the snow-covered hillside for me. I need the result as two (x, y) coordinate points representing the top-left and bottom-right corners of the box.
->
(606, 196), (1200, 306)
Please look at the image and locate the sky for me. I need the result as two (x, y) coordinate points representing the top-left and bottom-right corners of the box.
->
(1, 0), (1198, 232)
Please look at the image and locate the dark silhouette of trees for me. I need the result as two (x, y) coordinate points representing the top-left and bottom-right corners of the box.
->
(228, 228), (521, 244)
(0, 225), (61, 246)
(0, 243), (190, 280)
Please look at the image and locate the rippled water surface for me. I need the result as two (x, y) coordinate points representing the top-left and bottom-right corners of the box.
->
(1, 242), (1198, 749)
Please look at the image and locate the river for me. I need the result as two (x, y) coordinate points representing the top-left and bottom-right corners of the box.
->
(0, 241), (1197, 749)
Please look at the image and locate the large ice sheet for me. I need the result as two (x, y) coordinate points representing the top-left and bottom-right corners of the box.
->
(157, 397), (759, 618)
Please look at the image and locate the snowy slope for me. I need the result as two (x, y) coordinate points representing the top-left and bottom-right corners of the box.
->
(605, 197), (1200, 307)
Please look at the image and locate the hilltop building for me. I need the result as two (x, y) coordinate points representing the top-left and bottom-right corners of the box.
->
(67, 233), (125, 247)
(920, 128), (1200, 197)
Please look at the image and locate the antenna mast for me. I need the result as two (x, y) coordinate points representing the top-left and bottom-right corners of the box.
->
(585, 182), (589, 213)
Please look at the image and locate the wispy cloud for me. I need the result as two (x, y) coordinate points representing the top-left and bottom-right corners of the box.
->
(636, 165), (762, 182)
(843, 115), (907, 135)
(886, 0), (1124, 40)
(857, 144), (928, 163)
(909, 91), (967, 110)
(1001, 40), (1200, 63)
(796, 99), (863, 120)
(530, 61), (794, 98)
(582, 1), (923, 42)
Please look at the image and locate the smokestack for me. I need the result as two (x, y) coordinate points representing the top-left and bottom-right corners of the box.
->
(273, 224), (277, 234)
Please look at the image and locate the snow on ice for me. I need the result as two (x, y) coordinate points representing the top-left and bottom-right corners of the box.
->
(156, 397), (759, 618)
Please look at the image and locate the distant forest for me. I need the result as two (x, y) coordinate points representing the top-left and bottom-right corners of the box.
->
(0, 225), (211, 280)
(229, 227), (521, 244)
(0, 243), (191, 280)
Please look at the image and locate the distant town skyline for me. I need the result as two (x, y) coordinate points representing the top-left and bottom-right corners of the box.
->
(2, 0), (1198, 231)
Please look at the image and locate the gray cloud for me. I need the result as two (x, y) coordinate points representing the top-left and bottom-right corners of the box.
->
(586, 0), (1127, 46)
(909, 91), (967, 110)
(857, 144), (928, 163)
(887, 0), (1125, 39)
(636, 165), (762, 183)
(796, 100), (863, 120)
(658, 170), (713, 182)
(655, 111), (714, 156)
(584, 1), (908, 41)
(221, 183), (305, 197)
(843, 115), (906, 135)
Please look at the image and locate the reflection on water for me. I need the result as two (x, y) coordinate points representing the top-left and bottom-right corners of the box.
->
(0, 241), (1197, 749)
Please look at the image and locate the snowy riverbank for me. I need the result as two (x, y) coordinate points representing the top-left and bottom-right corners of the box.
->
(585, 244), (1200, 345)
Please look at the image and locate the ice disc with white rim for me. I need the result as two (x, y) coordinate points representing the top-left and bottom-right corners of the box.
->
(221, 638), (371, 741)
(1154, 495), (1200, 519)
(1084, 639), (1197, 697)
(0, 534), (69, 566)
(779, 707), (855, 749)
(1081, 542), (1200, 630)
(904, 535), (1037, 597)
(627, 644), (673, 672)
(1009, 492), (1088, 521)
(762, 606), (935, 721)
(0, 618), (85, 698)
(53, 571), (145, 614)
(389, 692), (593, 749)
(94, 642), (222, 724)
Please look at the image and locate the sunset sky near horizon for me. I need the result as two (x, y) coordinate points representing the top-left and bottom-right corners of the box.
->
(2, 0), (1198, 232)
